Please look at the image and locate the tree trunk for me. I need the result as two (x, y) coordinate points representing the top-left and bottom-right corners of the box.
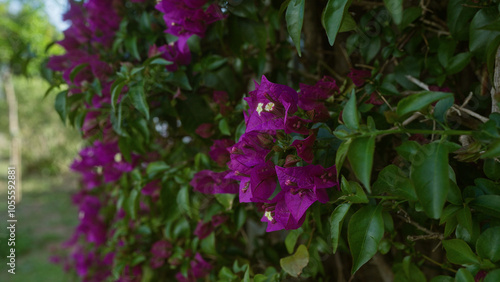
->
(3, 69), (22, 203)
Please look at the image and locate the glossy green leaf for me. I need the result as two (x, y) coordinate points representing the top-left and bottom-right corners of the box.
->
(219, 118), (231, 136)
(372, 165), (417, 201)
(442, 239), (480, 265)
(127, 189), (139, 220)
(447, 52), (472, 74)
(54, 90), (68, 123)
(335, 139), (352, 180)
(348, 205), (384, 274)
(447, 0), (476, 40)
(339, 13), (356, 32)
(455, 268), (474, 282)
(322, 0), (350, 46)
(347, 136), (375, 192)
(456, 207), (473, 236)
(149, 58), (173, 65)
(285, 228), (303, 254)
(129, 82), (150, 120)
(476, 226), (500, 262)
(470, 8), (500, 58)
(286, 0), (305, 57)
(410, 142), (450, 219)
(330, 202), (351, 253)
(384, 0), (403, 25)
(484, 269), (500, 282)
(111, 80), (127, 111)
(397, 91), (454, 117)
(343, 90), (359, 130)
(280, 244), (309, 277)
(470, 195), (500, 218)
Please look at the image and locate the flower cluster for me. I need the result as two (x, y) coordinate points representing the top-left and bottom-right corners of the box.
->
(154, 0), (225, 71)
(191, 76), (340, 232)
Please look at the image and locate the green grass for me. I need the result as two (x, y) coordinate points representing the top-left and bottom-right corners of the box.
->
(0, 169), (79, 282)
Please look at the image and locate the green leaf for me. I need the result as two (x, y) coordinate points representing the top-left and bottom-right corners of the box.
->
(219, 118), (231, 136)
(476, 226), (500, 262)
(442, 239), (480, 265)
(214, 194), (235, 210)
(456, 207), (473, 236)
(430, 275), (453, 282)
(124, 35), (141, 61)
(434, 97), (455, 123)
(410, 142), (450, 219)
(372, 165), (417, 201)
(111, 80), (127, 112)
(481, 140), (500, 159)
(177, 186), (191, 217)
(397, 91), (454, 117)
(54, 90), (68, 123)
(280, 244), (309, 277)
(285, 228), (303, 254)
(384, 0), (403, 25)
(470, 8), (500, 58)
(470, 195), (500, 218)
(146, 161), (170, 177)
(447, 0), (477, 40)
(129, 82), (150, 120)
(341, 180), (369, 203)
(343, 90), (360, 130)
(484, 158), (500, 181)
(127, 189), (139, 220)
(330, 202), (351, 253)
(285, 0), (305, 57)
(339, 13), (356, 32)
(322, 0), (350, 46)
(484, 269), (500, 282)
(335, 139), (352, 180)
(454, 268), (474, 282)
(348, 205), (384, 274)
(347, 136), (375, 192)
(69, 63), (88, 83)
(447, 52), (472, 74)
(149, 58), (173, 65)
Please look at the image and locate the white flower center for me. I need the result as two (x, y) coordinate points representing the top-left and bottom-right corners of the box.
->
(256, 103), (264, 116)
(114, 153), (122, 163)
(264, 211), (274, 221)
(264, 102), (275, 112)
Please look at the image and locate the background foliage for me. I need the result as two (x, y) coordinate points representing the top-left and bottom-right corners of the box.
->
(42, 0), (500, 281)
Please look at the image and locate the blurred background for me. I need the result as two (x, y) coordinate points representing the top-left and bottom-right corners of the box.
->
(0, 0), (82, 280)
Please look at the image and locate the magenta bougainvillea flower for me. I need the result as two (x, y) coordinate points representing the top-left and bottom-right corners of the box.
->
(175, 253), (212, 282)
(260, 192), (306, 232)
(209, 139), (235, 167)
(275, 165), (336, 221)
(150, 240), (173, 269)
(195, 123), (215, 138)
(213, 90), (232, 116)
(190, 170), (238, 194)
(155, 0), (225, 39)
(244, 76), (299, 133)
(291, 134), (316, 163)
(299, 76), (338, 121)
(141, 180), (161, 201)
(348, 68), (371, 87)
(71, 141), (135, 189)
(226, 131), (273, 175)
(194, 220), (214, 240)
(285, 115), (311, 135)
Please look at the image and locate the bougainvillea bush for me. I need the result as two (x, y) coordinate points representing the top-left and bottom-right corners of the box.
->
(45, 0), (500, 281)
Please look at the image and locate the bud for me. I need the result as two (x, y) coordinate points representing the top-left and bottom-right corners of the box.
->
(284, 154), (300, 167)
